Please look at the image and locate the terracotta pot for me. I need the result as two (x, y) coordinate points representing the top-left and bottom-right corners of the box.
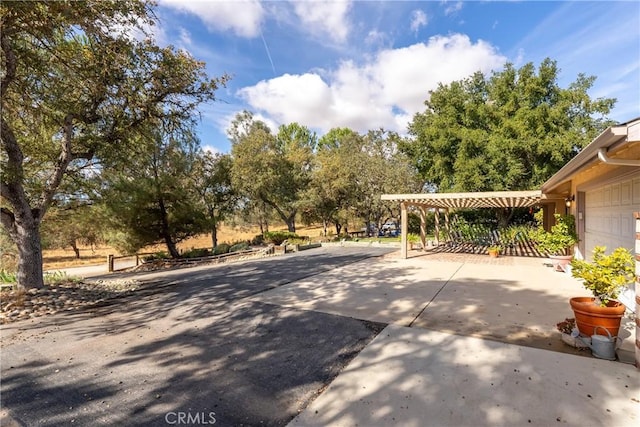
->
(549, 255), (573, 272)
(488, 250), (499, 258)
(569, 297), (625, 337)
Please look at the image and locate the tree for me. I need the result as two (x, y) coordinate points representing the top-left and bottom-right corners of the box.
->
(305, 128), (420, 236)
(191, 152), (237, 248)
(403, 58), (615, 193)
(402, 58), (615, 226)
(40, 204), (104, 259)
(229, 112), (316, 232)
(355, 129), (421, 235)
(1, 1), (227, 288)
(304, 128), (362, 236)
(100, 126), (206, 258)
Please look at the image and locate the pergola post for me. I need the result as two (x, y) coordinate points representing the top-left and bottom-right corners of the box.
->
(444, 208), (450, 244)
(419, 206), (427, 250)
(434, 208), (440, 246)
(400, 202), (408, 259)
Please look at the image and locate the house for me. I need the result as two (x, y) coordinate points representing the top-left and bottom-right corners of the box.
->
(541, 117), (640, 260)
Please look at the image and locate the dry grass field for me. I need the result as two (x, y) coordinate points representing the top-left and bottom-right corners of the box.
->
(42, 223), (327, 270)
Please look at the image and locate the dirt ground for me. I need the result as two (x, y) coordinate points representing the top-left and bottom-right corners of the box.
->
(42, 224), (326, 270)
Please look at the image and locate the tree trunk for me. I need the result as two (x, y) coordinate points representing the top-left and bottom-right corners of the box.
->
(496, 208), (513, 228)
(71, 241), (80, 259)
(14, 218), (45, 289)
(158, 198), (180, 258)
(210, 223), (218, 249)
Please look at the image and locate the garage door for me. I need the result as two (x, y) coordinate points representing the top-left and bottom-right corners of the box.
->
(584, 172), (640, 259)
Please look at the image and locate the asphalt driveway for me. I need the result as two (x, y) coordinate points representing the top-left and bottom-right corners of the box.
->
(0, 247), (393, 427)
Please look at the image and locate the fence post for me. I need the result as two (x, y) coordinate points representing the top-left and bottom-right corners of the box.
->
(107, 255), (114, 272)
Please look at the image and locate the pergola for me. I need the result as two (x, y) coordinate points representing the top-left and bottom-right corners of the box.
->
(381, 190), (565, 258)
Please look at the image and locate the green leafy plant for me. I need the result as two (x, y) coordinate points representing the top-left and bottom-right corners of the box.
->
(407, 233), (421, 244)
(143, 252), (169, 262)
(0, 270), (17, 284)
(213, 243), (231, 255)
(181, 248), (210, 259)
(229, 242), (249, 253)
(488, 245), (502, 253)
(263, 231), (300, 245)
(570, 246), (634, 306)
(534, 213), (578, 256)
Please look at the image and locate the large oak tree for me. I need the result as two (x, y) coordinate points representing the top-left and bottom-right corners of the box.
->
(402, 59), (615, 192)
(0, 1), (227, 288)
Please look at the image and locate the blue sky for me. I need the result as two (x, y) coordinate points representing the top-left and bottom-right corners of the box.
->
(151, 1), (640, 154)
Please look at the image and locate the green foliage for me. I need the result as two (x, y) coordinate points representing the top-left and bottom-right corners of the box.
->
(250, 234), (265, 246)
(181, 248), (210, 259)
(0, 270), (17, 284)
(448, 216), (493, 245)
(229, 242), (249, 253)
(263, 231), (299, 245)
(1, 0), (228, 289)
(229, 112), (316, 232)
(213, 244), (231, 255)
(100, 128), (208, 258)
(143, 252), (169, 262)
(403, 58), (614, 193)
(40, 204), (104, 257)
(407, 233), (420, 244)
(43, 271), (81, 285)
(488, 245), (502, 253)
(534, 214), (578, 256)
(190, 152), (237, 248)
(571, 246), (635, 305)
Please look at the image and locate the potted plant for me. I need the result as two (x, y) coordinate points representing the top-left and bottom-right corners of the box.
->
(534, 212), (578, 272)
(407, 233), (421, 250)
(569, 246), (634, 337)
(487, 245), (501, 258)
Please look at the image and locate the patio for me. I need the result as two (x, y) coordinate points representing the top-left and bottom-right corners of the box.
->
(251, 249), (634, 357)
(246, 248), (638, 426)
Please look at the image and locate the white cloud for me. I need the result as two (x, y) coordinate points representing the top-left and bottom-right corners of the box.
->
(410, 10), (428, 34)
(159, 0), (264, 38)
(178, 28), (192, 47)
(292, 0), (352, 43)
(443, 1), (463, 16)
(238, 34), (506, 134)
(201, 144), (222, 155)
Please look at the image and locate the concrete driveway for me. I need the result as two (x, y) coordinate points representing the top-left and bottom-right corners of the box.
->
(2, 247), (638, 426)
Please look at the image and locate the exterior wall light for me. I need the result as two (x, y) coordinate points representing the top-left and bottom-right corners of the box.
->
(565, 195), (575, 208)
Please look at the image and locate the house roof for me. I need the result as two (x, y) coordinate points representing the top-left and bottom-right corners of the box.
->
(541, 118), (640, 193)
(381, 190), (559, 209)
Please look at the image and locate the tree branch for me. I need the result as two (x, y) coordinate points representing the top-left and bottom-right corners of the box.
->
(0, 30), (17, 99)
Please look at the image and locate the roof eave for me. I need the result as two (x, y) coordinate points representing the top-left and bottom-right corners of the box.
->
(541, 125), (628, 193)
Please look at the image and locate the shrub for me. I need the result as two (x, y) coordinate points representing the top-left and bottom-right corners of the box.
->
(534, 213), (578, 256)
(229, 242), (249, 252)
(571, 246), (634, 305)
(250, 234), (265, 246)
(213, 243), (231, 255)
(181, 248), (210, 259)
(143, 252), (169, 262)
(263, 231), (299, 245)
